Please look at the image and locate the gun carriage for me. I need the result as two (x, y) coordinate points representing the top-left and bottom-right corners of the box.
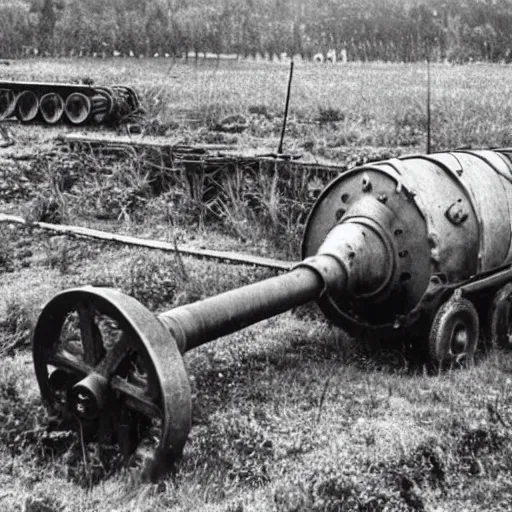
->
(32, 148), (512, 480)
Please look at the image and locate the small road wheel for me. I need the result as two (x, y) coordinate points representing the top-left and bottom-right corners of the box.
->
(429, 296), (479, 366)
(487, 282), (512, 350)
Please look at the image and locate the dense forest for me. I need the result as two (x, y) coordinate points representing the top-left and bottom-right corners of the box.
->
(1, 0), (511, 62)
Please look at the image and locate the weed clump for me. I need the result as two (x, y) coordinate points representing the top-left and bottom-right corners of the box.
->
(457, 426), (505, 459)
(42, 236), (71, 273)
(393, 440), (446, 496)
(0, 298), (34, 356)
(25, 191), (65, 224)
(215, 114), (249, 133)
(189, 414), (273, 488)
(122, 252), (275, 312)
(24, 495), (64, 512)
(248, 104), (272, 119)
(317, 107), (345, 125)
(455, 423), (509, 477)
(91, 177), (152, 222)
(0, 237), (14, 273)
(126, 253), (190, 310)
(0, 225), (33, 273)
(273, 463), (400, 512)
(0, 368), (49, 455)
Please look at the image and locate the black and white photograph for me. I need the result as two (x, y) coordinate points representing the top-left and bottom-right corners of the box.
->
(1, 0), (512, 510)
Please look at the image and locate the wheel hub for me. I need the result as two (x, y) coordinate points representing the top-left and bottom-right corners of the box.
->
(70, 374), (107, 420)
(452, 323), (468, 354)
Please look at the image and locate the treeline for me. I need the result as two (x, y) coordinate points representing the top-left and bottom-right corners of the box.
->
(1, 0), (512, 62)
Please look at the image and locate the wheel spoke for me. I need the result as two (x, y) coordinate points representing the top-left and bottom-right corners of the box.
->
(96, 334), (131, 377)
(111, 376), (161, 419)
(77, 300), (105, 365)
(47, 350), (93, 377)
(117, 407), (141, 460)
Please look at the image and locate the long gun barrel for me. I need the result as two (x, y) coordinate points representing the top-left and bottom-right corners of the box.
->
(32, 148), (512, 480)
(158, 219), (390, 354)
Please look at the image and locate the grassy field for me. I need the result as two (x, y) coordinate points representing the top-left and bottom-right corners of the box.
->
(2, 59), (512, 511)
(3, 58), (512, 152)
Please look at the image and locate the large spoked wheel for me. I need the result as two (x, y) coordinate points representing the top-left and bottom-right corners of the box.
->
(32, 287), (191, 481)
(487, 282), (512, 350)
(429, 296), (479, 367)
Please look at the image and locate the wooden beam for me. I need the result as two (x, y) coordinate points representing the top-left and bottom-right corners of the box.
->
(0, 214), (293, 271)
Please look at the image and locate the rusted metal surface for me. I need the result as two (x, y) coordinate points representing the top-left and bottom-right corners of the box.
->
(0, 80), (139, 125)
(32, 147), (512, 480)
(459, 265), (512, 294)
(302, 162), (431, 331)
(158, 263), (329, 353)
(303, 148), (512, 334)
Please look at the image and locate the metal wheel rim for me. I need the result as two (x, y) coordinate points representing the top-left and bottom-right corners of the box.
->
(32, 287), (191, 481)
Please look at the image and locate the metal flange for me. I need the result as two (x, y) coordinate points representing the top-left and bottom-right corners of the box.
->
(32, 286), (191, 481)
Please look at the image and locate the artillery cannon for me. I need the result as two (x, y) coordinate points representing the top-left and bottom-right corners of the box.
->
(33, 148), (512, 480)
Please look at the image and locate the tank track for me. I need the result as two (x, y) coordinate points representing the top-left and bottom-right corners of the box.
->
(0, 81), (140, 126)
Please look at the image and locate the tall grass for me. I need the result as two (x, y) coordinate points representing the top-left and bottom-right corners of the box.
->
(33, 145), (353, 258)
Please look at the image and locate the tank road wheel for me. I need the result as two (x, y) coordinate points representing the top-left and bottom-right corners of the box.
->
(32, 287), (191, 482)
(487, 283), (512, 349)
(428, 296), (479, 367)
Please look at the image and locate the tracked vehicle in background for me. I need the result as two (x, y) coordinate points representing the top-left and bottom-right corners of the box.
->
(0, 81), (139, 125)
(32, 148), (512, 480)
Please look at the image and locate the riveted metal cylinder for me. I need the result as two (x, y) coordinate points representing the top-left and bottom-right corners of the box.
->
(303, 149), (512, 334)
